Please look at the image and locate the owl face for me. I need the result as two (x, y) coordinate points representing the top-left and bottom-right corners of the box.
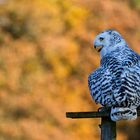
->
(93, 29), (126, 57)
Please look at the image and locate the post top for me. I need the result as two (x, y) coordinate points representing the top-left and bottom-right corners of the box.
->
(66, 107), (140, 119)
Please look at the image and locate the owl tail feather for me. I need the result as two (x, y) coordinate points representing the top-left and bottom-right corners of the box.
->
(110, 107), (137, 121)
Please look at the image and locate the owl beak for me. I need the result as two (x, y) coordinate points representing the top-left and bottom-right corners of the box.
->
(94, 45), (103, 52)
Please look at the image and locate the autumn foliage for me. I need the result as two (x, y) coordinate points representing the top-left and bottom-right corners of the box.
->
(0, 0), (140, 140)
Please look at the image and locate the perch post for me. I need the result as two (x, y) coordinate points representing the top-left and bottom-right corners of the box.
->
(66, 108), (140, 140)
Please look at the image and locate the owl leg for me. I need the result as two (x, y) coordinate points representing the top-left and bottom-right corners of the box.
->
(110, 107), (137, 121)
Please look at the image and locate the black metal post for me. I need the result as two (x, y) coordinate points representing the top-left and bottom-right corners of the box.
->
(66, 107), (140, 140)
(100, 117), (116, 140)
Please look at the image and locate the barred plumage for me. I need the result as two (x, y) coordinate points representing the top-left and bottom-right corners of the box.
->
(88, 29), (140, 121)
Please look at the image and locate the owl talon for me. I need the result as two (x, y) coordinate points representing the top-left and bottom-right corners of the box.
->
(98, 107), (111, 112)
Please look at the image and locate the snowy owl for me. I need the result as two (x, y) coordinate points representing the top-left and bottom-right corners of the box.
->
(88, 29), (140, 121)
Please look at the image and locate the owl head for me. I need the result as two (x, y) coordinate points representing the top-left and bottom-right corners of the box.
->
(93, 29), (126, 57)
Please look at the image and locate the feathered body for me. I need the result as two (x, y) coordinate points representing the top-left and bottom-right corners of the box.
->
(88, 29), (140, 121)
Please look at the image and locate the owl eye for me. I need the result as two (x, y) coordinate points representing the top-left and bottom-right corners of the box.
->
(99, 37), (104, 41)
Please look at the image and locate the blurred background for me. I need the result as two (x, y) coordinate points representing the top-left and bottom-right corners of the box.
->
(0, 0), (140, 140)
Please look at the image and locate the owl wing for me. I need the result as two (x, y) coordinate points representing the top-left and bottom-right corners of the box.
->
(88, 66), (117, 106)
(117, 65), (140, 107)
